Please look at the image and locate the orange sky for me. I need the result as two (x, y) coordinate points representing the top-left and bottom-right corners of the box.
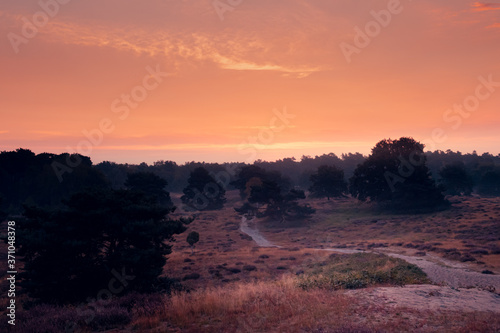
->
(1, 0), (499, 164)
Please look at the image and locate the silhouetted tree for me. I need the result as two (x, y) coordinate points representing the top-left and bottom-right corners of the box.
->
(4, 146), (498, 218)
(439, 162), (474, 196)
(234, 202), (259, 217)
(231, 165), (292, 199)
(125, 172), (173, 209)
(309, 165), (348, 200)
(349, 137), (447, 212)
(230, 165), (270, 199)
(282, 188), (316, 219)
(476, 167), (500, 196)
(0, 149), (108, 214)
(182, 167), (226, 210)
(186, 231), (200, 254)
(17, 188), (193, 304)
(247, 180), (314, 222)
(95, 161), (129, 189)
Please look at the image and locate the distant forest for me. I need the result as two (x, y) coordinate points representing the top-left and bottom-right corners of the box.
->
(1, 147), (500, 214)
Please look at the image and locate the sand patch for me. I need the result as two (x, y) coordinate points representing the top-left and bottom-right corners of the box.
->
(347, 284), (500, 313)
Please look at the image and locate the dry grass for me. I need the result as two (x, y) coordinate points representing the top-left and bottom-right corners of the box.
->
(8, 275), (500, 332)
(131, 276), (500, 333)
(158, 276), (359, 332)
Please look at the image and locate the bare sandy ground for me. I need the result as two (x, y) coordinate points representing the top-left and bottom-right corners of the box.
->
(347, 285), (500, 313)
(240, 216), (500, 313)
(381, 251), (500, 292)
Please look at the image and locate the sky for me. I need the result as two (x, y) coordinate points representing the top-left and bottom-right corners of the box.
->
(1, 0), (499, 164)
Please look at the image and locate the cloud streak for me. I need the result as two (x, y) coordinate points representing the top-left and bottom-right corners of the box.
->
(471, 2), (500, 12)
(1, 10), (330, 78)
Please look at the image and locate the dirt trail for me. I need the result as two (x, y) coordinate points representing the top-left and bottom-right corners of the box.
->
(239, 217), (500, 296)
(240, 217), (280, 248)
(382, 252), (500, 291)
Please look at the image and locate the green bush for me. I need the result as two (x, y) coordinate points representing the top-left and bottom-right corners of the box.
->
(297, 253), (429, 290)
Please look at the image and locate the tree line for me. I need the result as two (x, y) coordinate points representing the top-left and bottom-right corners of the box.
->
(1, 140), (500, 215)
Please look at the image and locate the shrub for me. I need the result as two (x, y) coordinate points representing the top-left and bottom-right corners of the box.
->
(349, 137), (448, 212)
(297, 253), (429, 290)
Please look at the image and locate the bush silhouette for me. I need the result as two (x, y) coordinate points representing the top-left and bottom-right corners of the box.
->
(349, 137), (447, 212)
(186, 231), (200, 254)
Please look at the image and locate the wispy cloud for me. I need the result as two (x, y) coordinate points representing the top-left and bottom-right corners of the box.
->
(1, 11), (330, 77)
(209, 54), (324, 77)
(471, 2), (500, 12)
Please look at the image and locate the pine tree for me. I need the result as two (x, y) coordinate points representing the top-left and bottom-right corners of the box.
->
(125, 171), (174, 209)
(181, 167), (226, 211)
(17, 188), (193, 304)
(309, 165), (347, 200)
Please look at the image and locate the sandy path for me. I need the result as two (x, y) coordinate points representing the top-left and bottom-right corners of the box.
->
(239, 217), (500, 313)
(381, 252), (500, 291)
(240, 217), (281, 248)
(239, 217), (500, 292)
